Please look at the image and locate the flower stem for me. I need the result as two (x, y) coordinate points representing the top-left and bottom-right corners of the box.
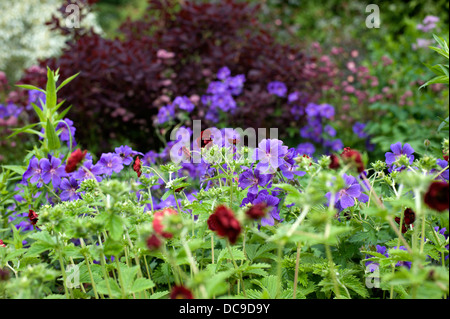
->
(293, 242), (301, 299)
(226, 241), (247, 298)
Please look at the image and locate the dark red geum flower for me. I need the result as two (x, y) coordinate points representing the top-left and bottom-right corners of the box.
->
(146, 234), (162, 250)
(329, 154), (340, 170)
(207, 205), (241, 244)
(340, 147), (365, 173)
(0, 267), (10, 281)
(28, 209), (38, 226)
(395, 208), (416, 233)
(245, 203), (268, 220)
(424, 181), (449, 212)
(0, 239), (6, 247)
(170, 285), (194, 299)
(196, 129), (213, 149)
(65, 149), (87, 173)
(153, 208), (178, 239)
(133, 156), (142, 177)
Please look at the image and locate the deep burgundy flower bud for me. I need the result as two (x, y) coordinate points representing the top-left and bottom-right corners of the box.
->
(341, 147), (365, 173)
(146, 234), (162, 250)
(245, 203), (268, 220)
(170, 285), (194, 299)
(394, 208), (416, 234)
(0, 267), (10, 281)
(65, 149), (87, 173)
(424, 182), (449, 212)
(28, 209), (38, 226)
(207, 205), (241, 244)
(329, 154), (340, 170)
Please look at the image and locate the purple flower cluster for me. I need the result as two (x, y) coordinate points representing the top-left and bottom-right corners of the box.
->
(298, 102), (343, 155)
(0, 102), (22, 119)
(202, 67), (245, 122)
(21, 143), (143, 203)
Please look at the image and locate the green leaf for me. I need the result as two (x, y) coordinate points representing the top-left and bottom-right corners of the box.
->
(97, 278), (122, 298)
(56, 72), (80, 92)
(1, 165), (26, 176)
(15, 84), (45, 93)
(7, 123), (40, 139)
(46, 119), (61, 150)
(131, 278), (155, 294)
(46, 67), (57, 110)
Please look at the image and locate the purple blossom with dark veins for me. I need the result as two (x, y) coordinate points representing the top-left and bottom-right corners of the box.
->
(280, 163), (306, 180)
(238, 168), (272, 195)
(252, 190), (281, 227)
(60, 177), (80, 202)
(40, 156), (66, 188)
(74, 160), (103, 182)
(433, 159), (449, 181)
(23, 157), (45, 187)
(99, 153), (124, 175)
(385, 142), (415, 171)
(115, 145), (143, 166)
(326, 174), (369, 212)
(56, 118), (77, 147)
(253, 139), (288, 174)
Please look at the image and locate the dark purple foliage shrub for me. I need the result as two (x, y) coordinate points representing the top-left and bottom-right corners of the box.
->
(20, 0), (328, 152)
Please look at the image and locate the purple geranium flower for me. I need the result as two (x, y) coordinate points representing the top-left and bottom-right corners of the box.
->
(324, 125), (336, 137)
(238, 168), (272, 195)
(98, 153), (124, 176)
(365, 245), (388, 272)
(23, 157), (45, 187)
(326, 174), (369, 212)
(60, 177), (80, 202)
(217, 66), (231, 80)
(115, 145), (143, 166)
(252, 190), (281, 227)
(40, 156), (66, 188)
(156, 104), (175, 124)
(253, 139), (289, 174)
(385, 142), (415, 171)
(226, 75), (245, 95)
(173, 96), (195, 113)
(267, 81), (287, 97)
(207, 81), (229, 95)
(353, 122), (368, 139)
(56, 118), (76, 147)
(296, 142), (315, 156)
(433, 159), (449, 181)
(73, 160), (103, 182)
(318, 104), (335, 119)
(210, 93), (236, 112)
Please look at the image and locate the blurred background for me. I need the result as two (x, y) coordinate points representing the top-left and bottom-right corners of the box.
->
(1, 0), (449, 165)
